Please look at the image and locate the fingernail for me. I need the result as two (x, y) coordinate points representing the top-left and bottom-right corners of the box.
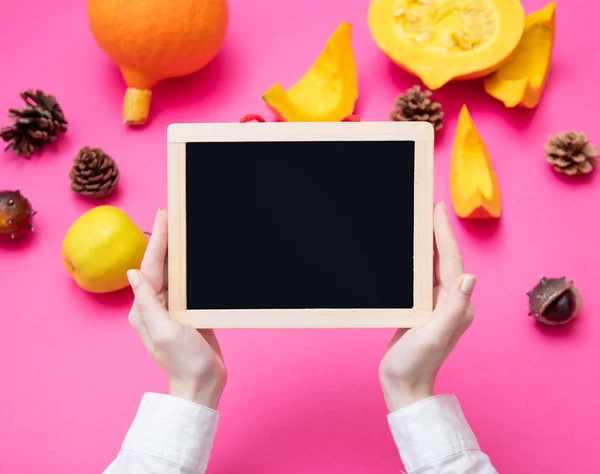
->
(158, 207), (164, 213)
(440, 200), (446, 210)
(460, 274), (476, 295)
(127, 270), (140, 289)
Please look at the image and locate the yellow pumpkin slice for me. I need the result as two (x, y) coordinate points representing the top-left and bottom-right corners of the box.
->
(450, 105), (501, 219)
(483, 2), (556, 108)
(262, 22), (358, 122)
(368, 0), (526, 90)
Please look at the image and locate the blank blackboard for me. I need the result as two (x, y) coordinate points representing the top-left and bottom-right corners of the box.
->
(167, 122), (434, 328)
(186, 141), (415, 310)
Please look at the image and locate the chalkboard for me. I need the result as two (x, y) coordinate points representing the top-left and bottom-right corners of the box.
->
(167, 122), (434, 328)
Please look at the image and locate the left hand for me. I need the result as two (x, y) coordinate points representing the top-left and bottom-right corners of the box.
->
(378, 202), (476, 412)
(127, 209), (227, 410)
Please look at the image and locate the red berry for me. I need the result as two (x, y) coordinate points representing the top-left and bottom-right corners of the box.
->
(240, 114), (266, 123)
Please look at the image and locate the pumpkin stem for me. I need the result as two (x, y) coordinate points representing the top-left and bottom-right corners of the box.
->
(123, 88), (152, 125)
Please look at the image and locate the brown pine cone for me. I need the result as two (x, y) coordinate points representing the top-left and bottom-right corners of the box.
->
(0, 89), (68, 158)
(390, 85), (444, 131)
(69, 147), (119, 199)
(546, 131), (599, 176)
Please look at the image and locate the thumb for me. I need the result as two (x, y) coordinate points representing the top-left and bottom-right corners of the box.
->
(446, 273), (476, 317)
(127, 269), (171, 332)
(430, 273), (477, 335)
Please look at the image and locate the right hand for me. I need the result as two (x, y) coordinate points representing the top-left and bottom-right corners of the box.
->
(127, 209), (227, 410)
(379, 202), (476, 412)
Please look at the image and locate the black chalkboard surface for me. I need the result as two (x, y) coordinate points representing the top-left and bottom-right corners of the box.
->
(186, 141), (415, 311)
(167, 121), (434, 328)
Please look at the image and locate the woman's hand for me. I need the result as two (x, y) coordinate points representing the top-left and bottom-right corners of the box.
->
(126, 209), (227, 410)
(379, 202), (476, 413)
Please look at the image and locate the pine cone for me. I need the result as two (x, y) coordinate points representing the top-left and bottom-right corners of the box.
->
(391, 85), (444, 131)
(546, 131), (599, 176)
(69, 147), (119, 199)
(0, 89), (68, 158)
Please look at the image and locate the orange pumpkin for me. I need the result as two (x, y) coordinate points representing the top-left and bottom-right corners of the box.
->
(87, 0), (229, 125)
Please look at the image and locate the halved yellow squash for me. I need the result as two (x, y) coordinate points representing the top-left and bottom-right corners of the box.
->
(483, 2), (556, 108)
(262, 22), (358, 122)
(368, 0), (526, 90)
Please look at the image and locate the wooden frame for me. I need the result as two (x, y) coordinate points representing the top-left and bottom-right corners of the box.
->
(167, 122), (434, 328)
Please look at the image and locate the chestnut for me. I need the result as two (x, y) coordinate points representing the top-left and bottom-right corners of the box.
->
(527, 276), (582, 326)
(0, 190), (36, 241)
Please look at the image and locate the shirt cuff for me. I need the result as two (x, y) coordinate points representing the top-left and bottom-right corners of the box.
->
(121, 392), (219, 473)
(387, 394), (480, 473)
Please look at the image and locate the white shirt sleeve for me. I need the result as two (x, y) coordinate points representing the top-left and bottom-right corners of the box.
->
(387, 394), (498, 473)
(103, 392), (219, 474)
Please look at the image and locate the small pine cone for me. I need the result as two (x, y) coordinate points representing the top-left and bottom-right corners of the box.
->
(69, 147), (119, 199)
(0, 89), (68, 158)
(545, 131), (599, 176)
(390, 85), (444, 131)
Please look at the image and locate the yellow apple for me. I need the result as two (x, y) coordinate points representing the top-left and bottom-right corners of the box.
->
(62, 206), (148, 293)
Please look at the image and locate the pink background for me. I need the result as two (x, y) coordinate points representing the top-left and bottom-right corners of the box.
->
(1, 0), (599, 472)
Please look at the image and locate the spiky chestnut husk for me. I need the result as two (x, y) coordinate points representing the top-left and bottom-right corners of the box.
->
(0, 190), (36, 240)
(527, 276), (582, 326)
